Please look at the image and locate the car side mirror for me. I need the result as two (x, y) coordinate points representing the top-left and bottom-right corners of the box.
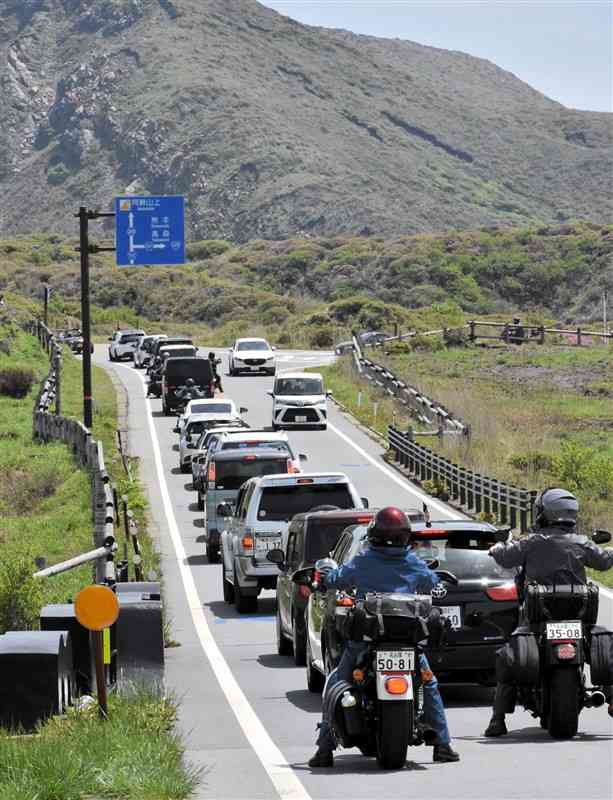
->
(326, 391), (333, 397)
(173, 425), (180, 433)
(267, 391), (273, 397)
(266, 548), (286, 569)
(494, 527), (512, 543)
(271, 346), (277, 351)
(108, 336), (113, 341)
(299, 453), (308, 462)
(361, 497), (369, 508)
(593, 529), (612, 545)
(240, 407), (248, 414)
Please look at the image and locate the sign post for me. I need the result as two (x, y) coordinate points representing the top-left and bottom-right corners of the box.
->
(74, 584), (120, 719)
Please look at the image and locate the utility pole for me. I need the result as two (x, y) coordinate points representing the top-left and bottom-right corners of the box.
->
(604, 290), (608, 338)
(76, 207), (115, 430)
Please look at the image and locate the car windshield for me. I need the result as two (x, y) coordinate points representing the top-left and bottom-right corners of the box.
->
(221, 440), (290, 453)
(188, 402), (233, 415)
(411, 530), (514, 580)
(214, 458), (288, 491)
(275, 378), (323, 396)
(237, 340), (269, 351)
(257, 484), (353, 522)
(305, 519), (364, 562)
(186, 421), (213, 436)
(120, 334), (142, 344)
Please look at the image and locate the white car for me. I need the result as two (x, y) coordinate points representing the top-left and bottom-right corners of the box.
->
(228, 338), (276, 376)
(134, 334), (167, 368)
(269, 372), (330, 430)
(174, 398), (245, 435)
(108, 330), (146, 362)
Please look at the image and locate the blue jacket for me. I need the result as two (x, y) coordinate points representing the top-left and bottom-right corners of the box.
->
(324, 545), (439, 596)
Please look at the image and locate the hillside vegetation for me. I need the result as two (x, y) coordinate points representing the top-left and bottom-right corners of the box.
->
(0, 222), (611, 350)
(0, 0), (611, 240)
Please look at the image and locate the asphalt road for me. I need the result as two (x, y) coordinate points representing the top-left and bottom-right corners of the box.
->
(95, 346), (613, 800)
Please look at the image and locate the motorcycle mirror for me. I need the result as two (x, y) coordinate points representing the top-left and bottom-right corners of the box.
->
(494, 527), (512, 543)
(266, 548), (286, 568)
(299, 453), (308, 461)
(424, 558), (440, 570)
(435, 569), (459, 585)
(291, 566), (314, 586)
(593, 529), (612, 545)
(239, 407), (248, 414)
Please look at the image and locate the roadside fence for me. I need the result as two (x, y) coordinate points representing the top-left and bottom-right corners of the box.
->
(467, 320), (612, 347)
(29, 320), (142, 584)
(389, 426), (537, 533)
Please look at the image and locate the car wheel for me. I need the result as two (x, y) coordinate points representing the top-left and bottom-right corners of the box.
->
(306, 627), (325, 693)
(292, 613), (307, 666)
(318, 424), (328, 431)
(272, 422), (279, 431)
(108, 350), (115, 362)
(197, 492), (204, 512)
(207, 543), (220, 564)
(222, 562), (234, 604)
(276, 605), (293, 656)
(234, 569), (257, 614)
(180, 461), (190, 474)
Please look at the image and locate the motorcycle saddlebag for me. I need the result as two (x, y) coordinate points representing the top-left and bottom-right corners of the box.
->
(589, 627), (613, 686)
(524, 582), (599, 625)
(361, 593), (431, 643)
(497, 629), (540, 686)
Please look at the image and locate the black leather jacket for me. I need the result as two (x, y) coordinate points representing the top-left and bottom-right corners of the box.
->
(490, 525), (613, 585)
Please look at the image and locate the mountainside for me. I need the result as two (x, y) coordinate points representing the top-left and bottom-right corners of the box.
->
(0, 0), (611, 241)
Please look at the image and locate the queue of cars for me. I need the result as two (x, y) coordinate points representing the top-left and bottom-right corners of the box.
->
(132, 329), (519, 694)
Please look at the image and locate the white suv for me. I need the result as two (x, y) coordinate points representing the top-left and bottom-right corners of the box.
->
(220, 473), (365, 612)
(270, 372), (330, 430)
(228, 338), (276, 376)
(108, 330), (145, 362)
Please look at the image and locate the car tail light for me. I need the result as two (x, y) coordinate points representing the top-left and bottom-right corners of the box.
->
(313, 569), (322, 585)
(486, 582), (518, 601)
(296, 478), (314, 484)
(385, 676), (409, 695)
(336, 596), (354, 608)
(241, 535), (254, 553)
(555, 643), (577, 661)
(207, 462), (216, 483)
(287, 459), (300, 474)
(355, 515), (373, 523)
(168, 384), (176, 391)
(298, 585), (311, 599)
(243, 455), (257, 462)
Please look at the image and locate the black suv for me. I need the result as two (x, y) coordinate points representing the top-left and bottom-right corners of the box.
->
(273, 507), (426, 668)
(304, 519), (518, 692)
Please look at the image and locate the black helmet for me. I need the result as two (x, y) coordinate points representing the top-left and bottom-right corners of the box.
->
(533, 487), (578, 527)
(208, 352), (215, 360)
(185, 378), (195, 387)
(367, 506), (412, 547)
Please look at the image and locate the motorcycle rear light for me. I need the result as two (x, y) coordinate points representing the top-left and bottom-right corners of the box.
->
(352, 669), (365, 683)
(385, 677), (409, 695)
(298, 585), (311, 599)
(241, 535), (254, 552)
(336, 596), (355, 608)
(313, 570), (322, 585)
(556, 643), (577, 661)
(486, 583), (518, 601)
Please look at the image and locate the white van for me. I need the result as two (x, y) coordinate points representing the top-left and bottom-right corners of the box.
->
(269, 372), (330, 430)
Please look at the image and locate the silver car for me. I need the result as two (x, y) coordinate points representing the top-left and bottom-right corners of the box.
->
(108, 330), (146, 362)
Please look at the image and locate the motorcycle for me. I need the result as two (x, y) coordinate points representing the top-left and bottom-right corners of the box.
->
(497, 528), (613, 740)
(292, 559), (456, 769)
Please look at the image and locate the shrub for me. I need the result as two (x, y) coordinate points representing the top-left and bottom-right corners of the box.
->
(187, 240), (231, 261)
(508, 451), (554, 474)
(443, 327), (468, 347)
(408, 334), (445, 352)
(0, 550), (44, 633)
(422, 478), (450, 500)
(0, 367), (36, 398)
(551, 441), (613, 500)
(309, 326), (335, 348)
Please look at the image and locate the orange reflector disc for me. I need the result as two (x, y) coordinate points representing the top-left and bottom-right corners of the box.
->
(75, 585), (119, 631)
(385, 676), (409, 695)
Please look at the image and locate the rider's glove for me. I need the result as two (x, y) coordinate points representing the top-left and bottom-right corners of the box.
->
(488, 543), (504, 558)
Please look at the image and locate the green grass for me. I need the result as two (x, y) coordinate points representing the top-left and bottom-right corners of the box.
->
(0, 689), (200, 800)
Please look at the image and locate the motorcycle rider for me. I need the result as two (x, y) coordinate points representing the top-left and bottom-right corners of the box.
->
(175, 377), (205, 404)
(208, 351), (223, 393)
(309, 506), (460, 768)
(485, 487), (613, 737)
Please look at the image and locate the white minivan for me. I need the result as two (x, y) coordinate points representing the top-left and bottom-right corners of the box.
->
(269, 372), (330, 430)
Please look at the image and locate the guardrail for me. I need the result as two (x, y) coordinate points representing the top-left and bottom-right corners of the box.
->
(350, 333), (469, 436)
(468, 320), (611, 347)
(388, 426), (536, 532)
(29, 320), (142, 584)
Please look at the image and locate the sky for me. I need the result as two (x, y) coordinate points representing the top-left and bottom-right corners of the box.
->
(260, 1), (612, 112)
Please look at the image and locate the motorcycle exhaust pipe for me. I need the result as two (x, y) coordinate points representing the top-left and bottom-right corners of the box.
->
(584, 690), (606, 708)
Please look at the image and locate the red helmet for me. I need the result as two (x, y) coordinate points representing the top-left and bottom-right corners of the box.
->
(367, 506), (412, 547)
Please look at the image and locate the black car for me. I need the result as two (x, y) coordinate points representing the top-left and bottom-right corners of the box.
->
(161, 357), (215, 414)
(273, 507), (427, 671)
(305, 519), (518, 692)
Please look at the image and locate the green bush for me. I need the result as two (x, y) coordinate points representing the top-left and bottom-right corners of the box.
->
(0, 367), (36, 398)
(309, 326), (335, 348)
(0, 550), (44, 633)
(187, 239), (232, 261)
(551, 441), (613, 500)
(508, 451), (555, 474)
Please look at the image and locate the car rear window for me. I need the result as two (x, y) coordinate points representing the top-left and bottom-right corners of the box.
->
(189, 402), (233, 415)
(160, 347), (196, 359)
(164, 359), (212, 384)
(257, 484), (354, 522)
(120, 334), (142, 344)
(221, 440), (289, 452)
(214, 458), (288, 491)
(412, 529), (513, 579)
(304, 518), (367, 562)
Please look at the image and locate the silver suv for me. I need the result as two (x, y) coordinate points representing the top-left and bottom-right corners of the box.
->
(220, 473), (365, 612)
(108, 330), (145, 362)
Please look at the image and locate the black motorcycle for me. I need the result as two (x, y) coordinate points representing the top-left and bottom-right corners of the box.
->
(498, 529), (613, 739)
(292, 560), (456, 769)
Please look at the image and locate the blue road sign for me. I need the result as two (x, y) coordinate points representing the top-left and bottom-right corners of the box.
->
(115, 195), (185, 267)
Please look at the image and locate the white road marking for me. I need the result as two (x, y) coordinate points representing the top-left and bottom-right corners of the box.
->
(123, 367), (312, 800)
(327, 420), (462, 519)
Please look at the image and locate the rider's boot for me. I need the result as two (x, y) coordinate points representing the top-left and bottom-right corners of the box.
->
(484, 714), (508, 737)
(432, 743), (460, 762)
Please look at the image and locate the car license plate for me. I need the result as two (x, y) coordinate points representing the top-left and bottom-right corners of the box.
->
(546, 620), (582, 640)
(439, 606), (462, 629)
(295, 415), (307, 423)
(375, 649), (415, 672)
(255, 537), (281, 554)
(250, 366), (260, 371)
